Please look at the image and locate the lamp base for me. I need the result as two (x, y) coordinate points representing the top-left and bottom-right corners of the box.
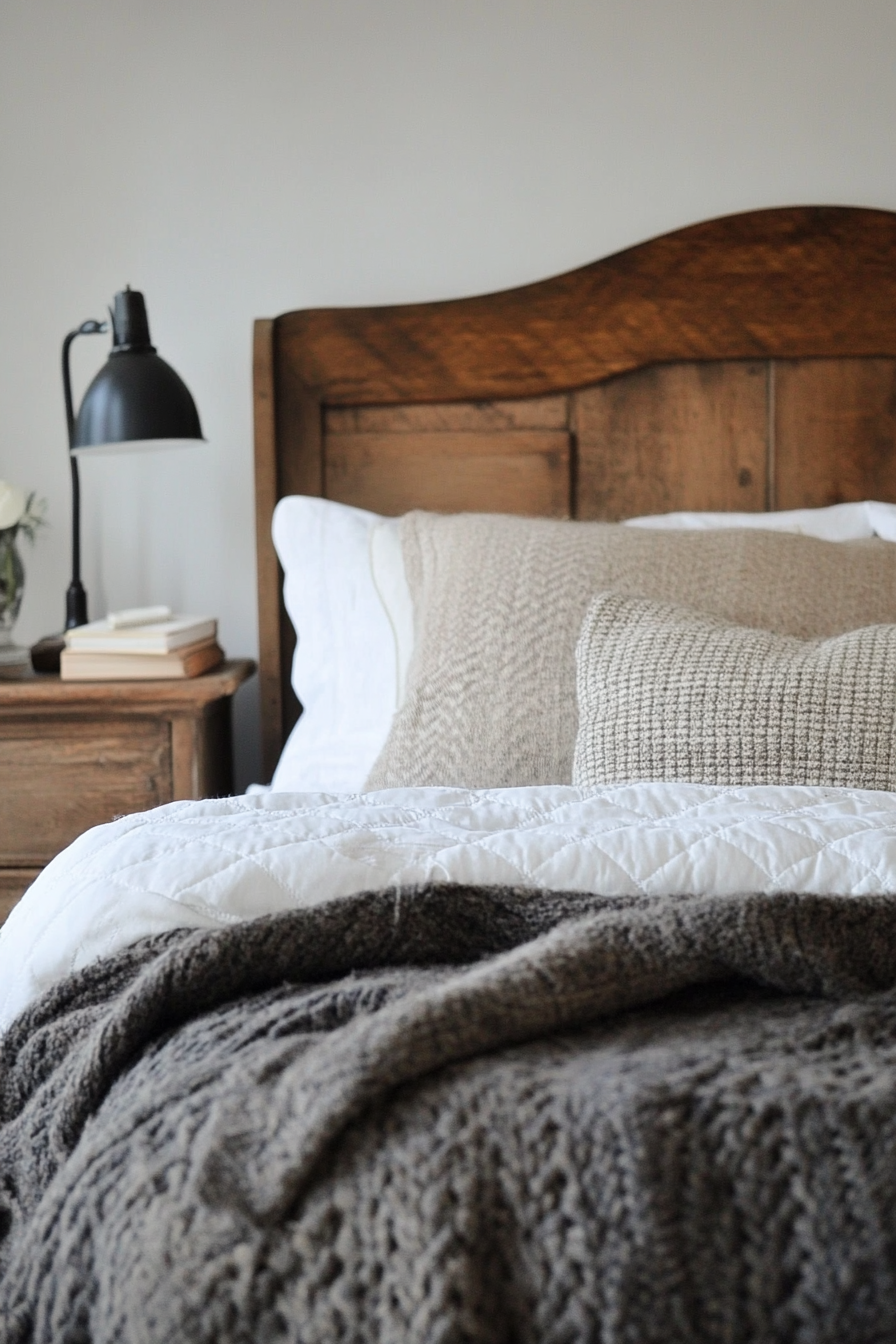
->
(66, 580), (88, 630)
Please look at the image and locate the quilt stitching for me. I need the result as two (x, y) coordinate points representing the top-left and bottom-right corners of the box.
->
(6, 783), (896, 1029)
(36, 794), (896, 896)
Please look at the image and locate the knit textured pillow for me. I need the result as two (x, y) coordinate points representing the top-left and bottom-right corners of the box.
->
(573, 591), (896, 790)
(365, 511), (896, 791)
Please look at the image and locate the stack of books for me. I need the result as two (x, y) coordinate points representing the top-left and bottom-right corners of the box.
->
(61, 607), (224, 681)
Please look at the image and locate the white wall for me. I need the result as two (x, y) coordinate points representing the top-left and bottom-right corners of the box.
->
(1, 0), (894, 787)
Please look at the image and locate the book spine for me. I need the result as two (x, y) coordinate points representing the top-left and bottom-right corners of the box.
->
(60, 644), (224, 681)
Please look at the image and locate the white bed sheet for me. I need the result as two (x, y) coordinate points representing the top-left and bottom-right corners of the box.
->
(3, 782), (896, 1032)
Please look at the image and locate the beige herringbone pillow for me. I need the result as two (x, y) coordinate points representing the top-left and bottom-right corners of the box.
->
(365, 512), (896, 790)
(574, 591), (896, 790)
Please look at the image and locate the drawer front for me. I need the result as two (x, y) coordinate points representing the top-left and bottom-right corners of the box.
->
(0, 716), (172, 865)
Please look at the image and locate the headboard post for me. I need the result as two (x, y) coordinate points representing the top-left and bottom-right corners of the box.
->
(253, 317), (288, 780)
(254, 317), (327, 779)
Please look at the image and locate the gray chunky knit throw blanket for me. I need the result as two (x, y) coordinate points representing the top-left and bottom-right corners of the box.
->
(2, 883), (896, 1343)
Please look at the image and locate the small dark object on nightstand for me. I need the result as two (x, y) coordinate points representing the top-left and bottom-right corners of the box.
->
(31, 634), (66, 674)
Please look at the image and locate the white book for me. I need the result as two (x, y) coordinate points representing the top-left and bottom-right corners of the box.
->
(65, 615), (217, 654)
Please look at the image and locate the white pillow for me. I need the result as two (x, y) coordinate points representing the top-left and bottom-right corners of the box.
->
(268, 497), (896, 793)
(624, 500), (896, 540)
(270, 498), (407, 792)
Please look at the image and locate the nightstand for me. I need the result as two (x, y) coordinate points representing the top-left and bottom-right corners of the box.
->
(0, 659), (255, 924)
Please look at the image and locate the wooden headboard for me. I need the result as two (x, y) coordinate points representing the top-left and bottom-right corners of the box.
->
(254, 205), (896, 777)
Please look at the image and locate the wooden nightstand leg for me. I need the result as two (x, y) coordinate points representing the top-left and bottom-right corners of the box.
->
(171, 715), (201, 799)
(170, 702), (234, 801)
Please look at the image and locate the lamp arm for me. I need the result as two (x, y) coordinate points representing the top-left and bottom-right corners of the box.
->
(61, 319), (107, 628)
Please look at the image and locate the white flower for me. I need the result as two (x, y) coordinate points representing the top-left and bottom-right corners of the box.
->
(0, 480), (26, 531)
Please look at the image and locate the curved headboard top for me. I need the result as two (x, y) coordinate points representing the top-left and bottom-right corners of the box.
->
(254, 205), (896, 776)
(273, 206), (896, 405)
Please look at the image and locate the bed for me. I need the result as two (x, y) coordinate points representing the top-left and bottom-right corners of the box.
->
(3, 205), (896, 1341)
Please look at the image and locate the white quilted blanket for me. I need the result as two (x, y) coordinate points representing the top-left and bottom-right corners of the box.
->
(3, 781), (896, 1032)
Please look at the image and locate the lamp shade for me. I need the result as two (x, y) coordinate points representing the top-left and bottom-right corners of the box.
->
(72, 289), (203, 455)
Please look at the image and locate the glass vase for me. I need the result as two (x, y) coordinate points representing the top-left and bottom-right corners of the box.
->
(0, 527), (28, 670)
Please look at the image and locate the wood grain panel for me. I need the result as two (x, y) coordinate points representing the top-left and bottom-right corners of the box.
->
(774, 358), (896, 509)
(0, 717), (171, 865)
(326, 430), (571, 518)
(575, 361), (768, 519)
(0, 869), (38, 923)
(274, 208), (896, 405)
(325, 396), (569, 435)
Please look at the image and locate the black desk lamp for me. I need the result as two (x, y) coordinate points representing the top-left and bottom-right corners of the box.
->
(61, 287), (203, 629)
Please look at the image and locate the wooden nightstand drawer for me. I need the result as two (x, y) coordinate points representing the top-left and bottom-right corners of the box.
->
(0, 660), (255, 927)
(0, 716), (172, 865)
